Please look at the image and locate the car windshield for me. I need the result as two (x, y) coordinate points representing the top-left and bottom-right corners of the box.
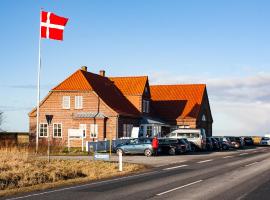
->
(129, 139), (139, 144)
(262, 137), (270, 140)
(176, 133), (200, 138)
(170, 132), (176, 137)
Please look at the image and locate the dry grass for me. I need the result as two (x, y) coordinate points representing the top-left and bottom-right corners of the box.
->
(0, 147), (145, 197)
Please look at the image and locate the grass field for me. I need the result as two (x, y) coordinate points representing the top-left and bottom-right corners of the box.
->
(0, 147), (145, 197)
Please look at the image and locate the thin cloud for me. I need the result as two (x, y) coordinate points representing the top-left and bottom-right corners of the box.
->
(149, 71), (270, 136)
(0, 105), (32, 112)
(2, 84), (54, 90)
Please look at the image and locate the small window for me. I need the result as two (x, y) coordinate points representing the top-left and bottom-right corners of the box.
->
(53, 123), (62, 138)
(90, 124), (98, 138)
(75, 96), (83, 109)
(146, 126), (152, 137)
(202, 114), (207, 121)
(39, 123), (48, 137)
(79, 124), (87, 138)
(123, 124), (133, 137)
(62, 96), (70, 109)
(145, 87), (148, 94)
(143, 100), (150, 113)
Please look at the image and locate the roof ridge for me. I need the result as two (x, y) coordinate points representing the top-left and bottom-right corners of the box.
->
(109, 75), (148, 79)
(150, 84), (206, 87)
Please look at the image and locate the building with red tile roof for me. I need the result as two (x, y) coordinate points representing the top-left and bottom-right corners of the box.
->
(29, 67), (213, 148)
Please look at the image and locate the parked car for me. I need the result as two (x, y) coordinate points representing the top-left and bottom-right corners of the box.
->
(206, 137), (213, 151)
(227, 136), (244, 149)
(260, 137), (270, 146)
(209, 137), (220, 150)
(158, 138), (187, 155)
(213, 137), (231, 150)
(115, 138), (153, 156)
(181, 138), (192, 152)
(167, 128), (207, 150)
(243, 137), (254, 146)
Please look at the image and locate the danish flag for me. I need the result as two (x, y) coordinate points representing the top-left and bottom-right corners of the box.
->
(40, 11), (68, 41)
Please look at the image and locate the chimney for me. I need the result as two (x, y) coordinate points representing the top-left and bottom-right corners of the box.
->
(81, 66), (87, 71)
(99, 70), (105, 77)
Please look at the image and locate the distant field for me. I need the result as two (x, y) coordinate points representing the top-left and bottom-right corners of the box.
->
(0, 147), (145, 197)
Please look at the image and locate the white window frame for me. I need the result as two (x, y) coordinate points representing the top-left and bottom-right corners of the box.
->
(75, 96), (83, 109)
(53, 123), (62, 138)
(123, 124), (133, 138)
(62, 96), (70, 109)
(90, 124), (98, 138)
(79, 124), (87, 138)
(146, 125), (152, 137)
(39, 123), (48, 137)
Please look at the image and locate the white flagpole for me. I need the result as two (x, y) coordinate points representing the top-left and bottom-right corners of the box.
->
(36, 9), (42, 153)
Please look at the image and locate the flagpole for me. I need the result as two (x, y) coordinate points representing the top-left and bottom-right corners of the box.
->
(36, 9), (42, 153)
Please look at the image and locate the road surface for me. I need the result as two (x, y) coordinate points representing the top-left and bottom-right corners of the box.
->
(3, 147), (270, 200)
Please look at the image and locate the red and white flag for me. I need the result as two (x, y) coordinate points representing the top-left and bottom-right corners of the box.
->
(40, 11), (68, 41)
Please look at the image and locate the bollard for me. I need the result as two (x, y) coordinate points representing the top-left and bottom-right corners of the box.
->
(119, 151), (123, 172)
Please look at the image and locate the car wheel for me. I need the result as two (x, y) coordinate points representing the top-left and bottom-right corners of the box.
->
(144, 149), (152, 157)
(116, 148), (124, 156)
(169, 148), (176, 155)
(223, 145), (228, 150)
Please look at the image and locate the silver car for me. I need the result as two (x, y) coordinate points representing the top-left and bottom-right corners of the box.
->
(115, 138), (153, 157)
(260, 137), (270, 146)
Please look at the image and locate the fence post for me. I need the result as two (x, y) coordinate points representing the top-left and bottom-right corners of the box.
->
(119, 151), (123, 172)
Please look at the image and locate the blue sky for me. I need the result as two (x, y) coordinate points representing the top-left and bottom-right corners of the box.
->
(1, 0), (270, 135)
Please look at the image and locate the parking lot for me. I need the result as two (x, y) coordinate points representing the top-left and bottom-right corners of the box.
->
(109, 146), (268, 167)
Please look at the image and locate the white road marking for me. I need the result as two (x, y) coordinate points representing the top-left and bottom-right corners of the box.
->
(163, 165), (188, 171)
(239, 153), (249, 156)
(197, 159), (213, 163)
(156, 180), (203, 196)
(223, 155), (234, 158)
(5, 171), (159, 200)
(245, 161), (258, 167)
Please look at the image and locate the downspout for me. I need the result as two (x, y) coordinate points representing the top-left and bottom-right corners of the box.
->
(116, 114), (119, 139)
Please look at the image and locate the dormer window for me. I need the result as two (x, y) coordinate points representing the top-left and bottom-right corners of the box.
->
(143, 100), (150, 113)
(145, 87), (148, 94)
(202, 114), (207, 121)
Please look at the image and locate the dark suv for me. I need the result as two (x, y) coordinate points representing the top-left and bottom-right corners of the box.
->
(158, 138), (187, 155)
(213, 137), (231, 150)
(243, 137), (254, 146)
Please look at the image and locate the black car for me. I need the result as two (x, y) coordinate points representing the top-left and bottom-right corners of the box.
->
(213, 137), (231, 150)
(227, 136), (244, 148)
(158, 138), (187, 155)
(209, 137), (220, 150)
(206, 137), (213, 151)
(243, 137), (254, 146)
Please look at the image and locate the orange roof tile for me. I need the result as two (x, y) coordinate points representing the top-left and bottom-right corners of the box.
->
(53, 70), (93, 91)
(109, 76), (148, 95)
(150, 84), (206, 120)
(52, 70), (140, 117)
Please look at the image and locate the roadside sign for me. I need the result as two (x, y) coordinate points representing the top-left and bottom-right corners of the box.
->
(94, 153), (110, 161)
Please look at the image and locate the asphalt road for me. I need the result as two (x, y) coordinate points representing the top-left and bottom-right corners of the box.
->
(4, 147), (270, 200)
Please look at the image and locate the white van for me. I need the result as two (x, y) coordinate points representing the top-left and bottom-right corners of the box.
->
(167, 128), (206, 150)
